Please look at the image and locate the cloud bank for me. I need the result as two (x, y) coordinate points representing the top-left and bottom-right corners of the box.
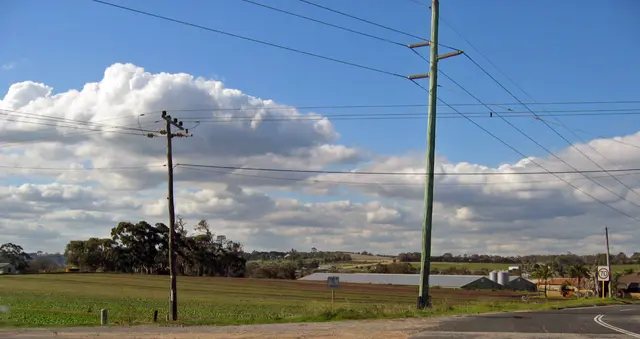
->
(1, 63), (639, 255)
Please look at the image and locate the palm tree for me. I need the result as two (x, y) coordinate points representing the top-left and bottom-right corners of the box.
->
(532, 264), (554, 298)
(568, 263), (590, 289)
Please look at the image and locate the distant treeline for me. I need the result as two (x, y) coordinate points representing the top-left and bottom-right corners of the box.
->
(243, 249), (354, 263)
(397, 252), (640, 266)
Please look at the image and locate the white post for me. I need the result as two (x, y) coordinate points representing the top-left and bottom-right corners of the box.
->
(100, 309), (108, 325)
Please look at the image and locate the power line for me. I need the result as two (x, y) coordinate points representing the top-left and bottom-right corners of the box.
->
(0, 121), (161, 149)
(179, 110), (640, 122)
(403, 0), (430, 8)
(457, 56), (640, 205)
(507, 112), (640, 151)
(176, 163), (640, 176)
(0, 114), (149, 137)
(0, 164), (163, 171)
(299, 0), (423, 40)
(179, 165), (640, 188)
(410, 78), (640, 222)
(0, 108), (154, 134)
(433, 71), (640, 214)
(493, 105), (640, 196)
(442, 98), (640, 222)
(442, 15), (640, 196)
(163, 101), (640, 112)
(440, 27), (640, 201)
(89, 0), (406, 79)
(237, 0), (406, 47)
(298, 0), (458, 50)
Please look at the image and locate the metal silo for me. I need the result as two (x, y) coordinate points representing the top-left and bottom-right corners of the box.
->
(489, 270), (498, 283)
(497, 271), (509, 286)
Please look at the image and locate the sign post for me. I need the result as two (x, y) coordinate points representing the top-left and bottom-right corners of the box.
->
(327, 276), (340, 308)
(597, 266), (610, 299)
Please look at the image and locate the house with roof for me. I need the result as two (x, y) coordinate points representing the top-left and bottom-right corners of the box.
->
(0, 263), (16, 274)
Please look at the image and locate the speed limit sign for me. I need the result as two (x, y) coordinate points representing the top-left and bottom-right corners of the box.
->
(597, 266), (610, 281)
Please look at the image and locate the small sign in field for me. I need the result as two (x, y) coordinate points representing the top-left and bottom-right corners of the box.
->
(327, 276), (340, 289)
(597, 266), (610, 282)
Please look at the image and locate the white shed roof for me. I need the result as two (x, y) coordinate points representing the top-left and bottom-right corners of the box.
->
(299, 273), (521, 288)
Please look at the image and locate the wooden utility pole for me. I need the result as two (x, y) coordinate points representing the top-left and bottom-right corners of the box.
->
(160, 111), (191, 321)
(605, 226), (611, 297)
(407, 0), (462, 309)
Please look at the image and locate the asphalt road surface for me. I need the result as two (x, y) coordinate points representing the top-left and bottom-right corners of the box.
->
(411, 304), (640, 339)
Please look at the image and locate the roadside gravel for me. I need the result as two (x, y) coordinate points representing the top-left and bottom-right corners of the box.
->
(0, 317), (443, 339)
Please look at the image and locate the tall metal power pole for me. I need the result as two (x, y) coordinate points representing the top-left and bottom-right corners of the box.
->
(159, 111), (192, 321)
(605, 226), (611, 297)
(407, 0), (462, 309)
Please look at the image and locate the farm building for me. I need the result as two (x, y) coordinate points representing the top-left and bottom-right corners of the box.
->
(0, 263), (16, 274)
(460, 276), (504, 290)
(299, 273), (530, 290)
(619, 273), (640, 293)
(534, 278), (581, 292)
(504, 276), (537, 292)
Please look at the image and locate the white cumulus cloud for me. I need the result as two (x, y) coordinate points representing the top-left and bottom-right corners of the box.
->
(1, 62), (639, 256)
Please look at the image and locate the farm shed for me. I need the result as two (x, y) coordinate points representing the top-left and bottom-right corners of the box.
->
(460, 276), (504, 290)
(0, 263), (16, 274)
(504, 277), (537, 292)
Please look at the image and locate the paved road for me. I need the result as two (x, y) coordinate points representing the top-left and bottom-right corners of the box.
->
(411, 304), (640, 339)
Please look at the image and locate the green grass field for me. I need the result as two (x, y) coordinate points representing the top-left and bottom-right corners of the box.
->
(0, 274), (627, 328)
(254, 258), (640, 274)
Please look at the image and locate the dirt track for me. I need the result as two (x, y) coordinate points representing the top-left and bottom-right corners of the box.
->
(0, 317), (444, 339)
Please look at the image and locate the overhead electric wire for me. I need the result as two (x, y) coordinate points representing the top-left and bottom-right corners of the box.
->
(408, 78), (640, 221)
(163, 100), (640, 113)
(177, 163), (640, 177)
(441, 31), (640, 200)
(0, 108), (155, 134)
(440, 13), (640, 201)
(297, 0), (459, 51)
(443, 99), (640, 221)
(457, 55), (640, 203)
(492, 105), (640, 184)
(438, 17), (640, 186)
(237, 0), (406, 47)
(497, 110), (640, 151)
(403, 0), (430, 8)
(0, 164), (164, 171)
(0, 120), (162, 149)
(434, 70), (640, 212)
(179, 109), (640, 122)
(89, 0), (406, 79)
(179, 165), (640, 188)
(0, 113), (150, 136)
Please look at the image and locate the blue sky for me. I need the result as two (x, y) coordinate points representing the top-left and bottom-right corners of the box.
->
(2, 0), (639, 167)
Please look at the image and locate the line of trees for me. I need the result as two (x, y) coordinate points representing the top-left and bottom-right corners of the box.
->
(244, 248), (353, 263)
(397, 252), (640, 266)
(64, 218), (246, 277)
